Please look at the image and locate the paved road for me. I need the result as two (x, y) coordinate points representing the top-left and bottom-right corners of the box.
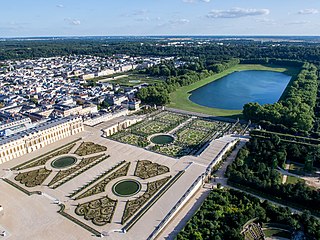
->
(156, 139), (247, 240)
(211, 140), (303, 214)
(155, 187), (211, 240)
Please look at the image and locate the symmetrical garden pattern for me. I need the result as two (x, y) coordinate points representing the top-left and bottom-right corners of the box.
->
(48, 154), (106, 187)
(75, 162), (130, 200)
(11, 141), (109, 191)
(14, 143), (76, 170)
(108, 111), (237, 157)
(75, 196), (117, 226)
(111, 132), (148, 147)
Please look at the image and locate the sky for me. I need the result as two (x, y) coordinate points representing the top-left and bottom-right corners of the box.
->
(1, 0), (320, 37)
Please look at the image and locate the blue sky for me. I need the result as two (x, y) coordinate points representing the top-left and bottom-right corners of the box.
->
(1, 0), (320, 37)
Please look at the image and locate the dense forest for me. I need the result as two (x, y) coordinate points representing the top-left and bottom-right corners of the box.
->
(176, 189), (320, 240)
(225, 135), (320, 213)
(1, 40), (320, 67)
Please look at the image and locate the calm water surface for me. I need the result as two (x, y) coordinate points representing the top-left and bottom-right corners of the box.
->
(189, 70), (291, 110)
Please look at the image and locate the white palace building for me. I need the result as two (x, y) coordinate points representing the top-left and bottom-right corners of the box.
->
(0, 116), (84, 164)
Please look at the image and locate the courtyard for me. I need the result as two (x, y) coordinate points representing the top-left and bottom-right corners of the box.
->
(0, 110), (245, 240)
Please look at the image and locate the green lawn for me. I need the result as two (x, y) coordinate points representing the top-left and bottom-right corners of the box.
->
(264, 228), (291, 238)
(109, 74), (164, 87)
(167, 64), (299, 117)
(87, 73), (164, 87)
(286, 175), (305, 184)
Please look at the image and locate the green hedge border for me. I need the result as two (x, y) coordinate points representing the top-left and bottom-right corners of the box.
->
(69, 160), (126, 198)
(57, 204), (101, 236)
(2, 178), (42, 196)
(123, 170), (185, 231)
(51, 155), (110, 189)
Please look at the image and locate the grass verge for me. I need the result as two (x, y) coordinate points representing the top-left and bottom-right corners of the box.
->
(167, 64), (299, 117)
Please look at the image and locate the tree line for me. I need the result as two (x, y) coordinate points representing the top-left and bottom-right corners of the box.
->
(177, 189), (320, 240)
(1, 40), (320, 68)
(243, 63), (319, 135)
(225, 135), (320, 213)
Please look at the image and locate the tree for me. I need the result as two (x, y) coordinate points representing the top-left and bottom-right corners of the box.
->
(191, 231), (203, 240)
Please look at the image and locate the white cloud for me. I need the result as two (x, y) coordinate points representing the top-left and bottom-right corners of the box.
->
(207, 8), (270, 19)
(298, 9), (319, 15)
(56, 4), (64, 8)
(64, 18), (81, 26)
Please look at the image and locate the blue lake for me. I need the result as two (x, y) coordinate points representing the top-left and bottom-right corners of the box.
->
(189, 70), (291, 110)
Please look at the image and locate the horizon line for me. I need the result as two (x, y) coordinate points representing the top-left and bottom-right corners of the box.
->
(1, 34), (320, 39)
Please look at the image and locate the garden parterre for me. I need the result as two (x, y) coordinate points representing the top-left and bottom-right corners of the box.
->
(1, 116), (238, 239)
(108, 111), (235, 157)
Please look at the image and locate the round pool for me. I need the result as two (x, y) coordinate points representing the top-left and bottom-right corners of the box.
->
(51, 156), (77, 169)
(150, 134), (174, 145)
(112, 179), (141, 197)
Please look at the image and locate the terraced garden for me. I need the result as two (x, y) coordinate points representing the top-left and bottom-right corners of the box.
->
(151, 117), (232, 157)
(151, 144), (187, 158)
(108, 111), (236, 157)
(176, 128), (208, 146)
(156, 111), (189, 124)
(131, 121), (173, 136)
(11, 141), (109, 190)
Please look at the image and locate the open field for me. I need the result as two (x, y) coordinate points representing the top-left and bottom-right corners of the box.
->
(286, 175), (305, 184)
(86, 73), (164, 87)
(168, 64), (299, 117)
(108, 74), (164, 86)
(264, 228), (291, 239)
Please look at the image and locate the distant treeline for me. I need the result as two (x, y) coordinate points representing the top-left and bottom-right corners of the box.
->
(1, 40), (320, 67)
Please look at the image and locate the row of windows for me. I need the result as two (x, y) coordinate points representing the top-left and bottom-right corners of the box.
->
(0, 122), (84, 162)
